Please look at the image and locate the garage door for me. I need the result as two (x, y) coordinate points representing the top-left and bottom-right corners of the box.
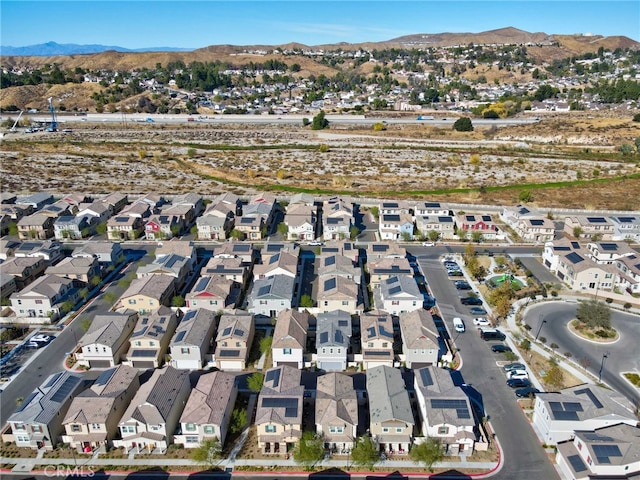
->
(89, 359), (112, 368)
(132, 361), (155, 369)
(319, 361), (343, 371)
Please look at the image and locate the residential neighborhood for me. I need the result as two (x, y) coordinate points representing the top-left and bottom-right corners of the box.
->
(0, 189), (639, 480)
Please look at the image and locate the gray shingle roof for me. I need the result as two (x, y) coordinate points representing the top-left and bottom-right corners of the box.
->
(366, 365), (414, 425)
(179, 371), (236, 425)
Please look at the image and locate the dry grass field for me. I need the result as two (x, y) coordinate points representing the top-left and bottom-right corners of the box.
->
(1, 111), (639, 209)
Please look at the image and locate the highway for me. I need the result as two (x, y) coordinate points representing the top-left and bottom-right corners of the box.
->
(12, 112), (541, 129)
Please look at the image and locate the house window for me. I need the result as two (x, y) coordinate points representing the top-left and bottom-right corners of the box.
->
(209, 300), (217, 305)
(134, 341), (142, 347)
(181, 348), (190, 354)
(35, 299), (43, 305)
(259, 300), (267, 305)
(283, 348), (292, 355)
(391, 301), (399, 305)
(185, 423), (196, 432)
(203, 426), (214, 435)
(236, 342), (242, 347)
(382, 427), (389, 433)
(150, 425), (161, 431)
(438, 426), (448, 435)
(91, 424), (100, 430)
(14, 423), (25, 431)
(192, 300), (198, 306)
(322, 348), (326, 354)
(121, 425), (135, 434)
(265, 425), (276, 433)
(149, 341), (155, 347)
(396, 427), (403, 433)
(329, 426), (344, 434)
(382, 342), (388, 348)
(367, 342), (373, 348)
(31, 425), (42, 433)
(185, 436), (199, 444)
(128, 299), (136, 305)
(72, 424), (81, 432)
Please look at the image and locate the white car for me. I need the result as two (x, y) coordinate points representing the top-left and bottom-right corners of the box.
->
(307, 241), (324, 246)
(508, 370), (529, 380)
(31, 334), (53, 343)
(422, 242), (435, 247)
(473, 317), (491, 327)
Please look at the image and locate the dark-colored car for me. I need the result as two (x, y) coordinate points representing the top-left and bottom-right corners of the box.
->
(491, 344), (512, 353)
(470, 307), (487, 315)
(515, 387), (541, 398)
(503, 363), (526, 372)
(448, 270), (464, 276)
(455, 282), (472, 290)
(506, 378), (532, 388)
(460, 297), (483, 305)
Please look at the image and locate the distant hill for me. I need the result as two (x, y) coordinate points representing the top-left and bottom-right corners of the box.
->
(0, 41), (192, 56)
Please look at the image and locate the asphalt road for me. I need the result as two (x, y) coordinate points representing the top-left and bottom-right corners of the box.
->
(414, 250), (559, 480)
(525, 302), (640, 404)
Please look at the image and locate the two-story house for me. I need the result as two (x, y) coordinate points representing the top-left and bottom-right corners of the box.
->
(399, 310), (441, 368)
(315, 372), (358, 451)
(113, 366), (190, 454)
(367, 365), (414, 454)
(360, 311), (395, 370)
(169, 309), (217, 370)
(185, 275), (241, 313)
(315, 310), (352, 371)
(414, 366), (476, 455)
(117, 275), (176, 314)
(285, 203), (317, 241)
(106, 215), (144, 241)
(317, 275), (361, 314)
(45, 256), (100, 286)
(10, 275), (79, 322)
(378, 275), (423, 315)
(136, 254), (192, 291)
(255, 365), (304, 454)
(175, 371), (238, 448)
(7, 371), (85, 450)
(123, 306), (179, 369)
(1, 256), (46, 290)
(564, 216), (614, 241)
(379, 213), (414, 241)
(272, 309), (309, 369)
(248, 274), (295, 319)
(61, 365), (139, 453)
(17, 213), (55, 240)
(215, 311), (255, 371)
(75, 310), (139, 369)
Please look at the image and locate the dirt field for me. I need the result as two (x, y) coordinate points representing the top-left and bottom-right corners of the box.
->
(1, 112), (639, 209)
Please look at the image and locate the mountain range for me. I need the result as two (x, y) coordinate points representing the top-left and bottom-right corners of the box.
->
(1, 28), (638, 57)
(0, 41), (192, 56)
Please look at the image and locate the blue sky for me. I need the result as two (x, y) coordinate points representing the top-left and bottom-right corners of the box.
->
(1, 1), (638, 49)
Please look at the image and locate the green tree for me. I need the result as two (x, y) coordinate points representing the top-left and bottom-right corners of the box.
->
(302, 117), (310, 127)
(453, 117), (473, 132)
(171, 295), (185, 307)
(191, 438), (222, 469)
(633, 113), (640, 122)
(277, 222), (289, 236)
(229, 228), (244, 240)
(247, 372), (264, 393)
(292, 431), (325, 470)
(471, 231), (483, 243)
(8, 222), (18, 236)
(572, 226), (583, 239)
(350, 435), (379, 470)
(576, 299), (611, 329)
(409, 438), (444, 472)
(427, 230), (440, 242)
(259, 335), (272, 354)
(103, 292), (117, 304)
(299, 294), (314, 308)
(518, 190), (534, 203)
(311, 110), (329, 130)
(350, 225), (360, 240)
(544, 362), (565, 390)
(230, 408), (247, 433)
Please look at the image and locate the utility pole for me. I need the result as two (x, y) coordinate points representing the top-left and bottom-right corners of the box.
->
(535, 316), (547, 342)
(598, 353), (609, 383)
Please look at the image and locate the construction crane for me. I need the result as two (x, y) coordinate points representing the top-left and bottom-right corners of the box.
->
(9, 111), (23, 132)
(46, 97), (57, 132)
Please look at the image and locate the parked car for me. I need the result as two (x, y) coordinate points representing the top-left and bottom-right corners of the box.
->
(422, 241), (435, 247)
(503, 362), (526, 372)
(455, 281), (472, 290)
(473, 317), (490, 327)
(307, 241), (324, 246)
(469, 307), (488, 315)
(461, 297), (483, 306)
(444, 262), (459, 269)
(508, 370), (529, 380)
(515, 387), (541, 398)
(31, 334), (53, 343)
(507, 378), (532, 388)
(447, 270), (464, 277)
(491, 344), (512, 353)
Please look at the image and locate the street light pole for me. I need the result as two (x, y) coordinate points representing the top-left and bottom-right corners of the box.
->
(535, 317), (547, 342)
(598, 353), (609, 383)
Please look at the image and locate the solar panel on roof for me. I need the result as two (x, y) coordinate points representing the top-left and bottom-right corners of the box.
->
(173, 331), (187, 343)
(574, 388), (603, 408)
(338, 320), (349, 327)
(383, 202), (398, 208)
(234, 329), (244, 337)
(439, 216), (453, 222)
(389, 285), (402, 295)
(562, 402), (583, 412)
(599, 243), (618, 251)
(218, 349), (240, 357)
(222, 327), (232, 336)
(457, 408), (471, 419)
(44, 372), (63, 389)
(431, 399), (468, 409)
(419, 368), (434, 387)
(571, 242), (580, 249)
(366, 350), (391, 356)
(94, 368), (116, 387)
(379, 326), (393, 338)
(552, 410), (579, 421)
(384, 214), (400, 221)
(324, 278), (337, 291)
(115, 217), (129, 223)
(425, 202), (441, 208)
(131, 350), (157, 357)
(50, 376), (79, 403)
(482, 215), (492, 222)
(593, 444), (622, 464)
(265, 368), (281, 387)
(325, 256), (336, 266)
(367, 327), (376, 338)
(257, 285), (271, 297)
(566, 252), (584, 264)
(530, 219), (544, 226)
(583, 433), (614, 442)
(319, 332), (329, 344)
(195, 277), (210, 292)
(16, 392), (39, 412)
(549, 401), (563, 411)
(465, 215), (475, 221)
(567, 455), (588, 473)
(587, 217), (606, 223)
(372, 244), (388, 252)
(617, 217), (634, 223)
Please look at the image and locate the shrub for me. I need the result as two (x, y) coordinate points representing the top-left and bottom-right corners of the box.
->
(453, 117), (473, 132)
(539, 336), (547, 344)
